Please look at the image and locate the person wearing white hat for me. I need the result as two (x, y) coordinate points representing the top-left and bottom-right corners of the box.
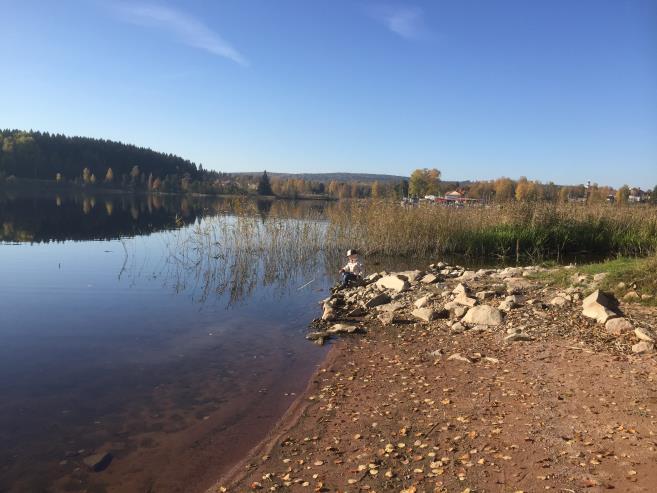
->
(338, 249), (364, 289)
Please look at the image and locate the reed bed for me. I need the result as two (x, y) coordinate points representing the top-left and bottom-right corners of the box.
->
(326, 201), (657, 261)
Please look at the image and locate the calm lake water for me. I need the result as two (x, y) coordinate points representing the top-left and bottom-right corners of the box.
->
(0, 192), (342, 493)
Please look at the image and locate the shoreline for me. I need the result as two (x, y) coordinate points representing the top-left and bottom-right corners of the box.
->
(212, 261), (657, 492)
(208, 344), (343, 492)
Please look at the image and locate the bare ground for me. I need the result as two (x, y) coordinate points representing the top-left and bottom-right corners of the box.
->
(215, 269), (657, 493)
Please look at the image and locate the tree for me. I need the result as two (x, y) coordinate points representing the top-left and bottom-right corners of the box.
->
(104, 167), (114, 183)
(257, 171), (273, 195)
(371, 180), (380, 199)
(409, 168), (441, 197)
(615, 185), (630, 205)
(82, 167), (91, 184)
(494, 178), (515, 202)
(55, 172), (62, 182)
(652, 185), (657, 204)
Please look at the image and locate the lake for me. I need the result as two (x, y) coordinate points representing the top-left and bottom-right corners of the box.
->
(0, 192), (341, 493)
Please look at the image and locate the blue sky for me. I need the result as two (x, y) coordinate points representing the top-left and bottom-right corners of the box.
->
(1, 0), (655, 187)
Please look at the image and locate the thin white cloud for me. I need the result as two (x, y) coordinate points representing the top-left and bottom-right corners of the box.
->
(368, 4), (427, 40)
(112, 2), (248, 66)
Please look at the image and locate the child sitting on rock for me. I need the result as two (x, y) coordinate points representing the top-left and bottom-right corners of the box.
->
(338, 249), (364, 289)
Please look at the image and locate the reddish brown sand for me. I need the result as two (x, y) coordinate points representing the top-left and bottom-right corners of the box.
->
(216, 313), (657, 492)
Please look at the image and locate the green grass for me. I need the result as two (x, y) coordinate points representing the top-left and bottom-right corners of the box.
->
(530, 255), (657, 306)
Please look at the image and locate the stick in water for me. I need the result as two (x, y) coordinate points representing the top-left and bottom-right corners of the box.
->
(297, 278), (316, 290)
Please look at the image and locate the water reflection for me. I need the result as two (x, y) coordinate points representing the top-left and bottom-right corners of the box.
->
(0, 192), (341, 493)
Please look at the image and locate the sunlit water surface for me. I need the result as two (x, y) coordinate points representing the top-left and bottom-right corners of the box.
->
(0, 193), (341, 493)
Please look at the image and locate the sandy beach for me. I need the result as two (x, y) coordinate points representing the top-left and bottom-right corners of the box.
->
(212, 264), (657, 492)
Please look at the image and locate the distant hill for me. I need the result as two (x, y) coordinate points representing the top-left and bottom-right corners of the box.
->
(233, 171), (470, 188)
(232, 172), (409, 183)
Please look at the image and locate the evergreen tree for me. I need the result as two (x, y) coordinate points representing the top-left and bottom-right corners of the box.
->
(257, 171), (273, 195)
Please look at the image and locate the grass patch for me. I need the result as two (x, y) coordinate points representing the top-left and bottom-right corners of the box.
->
(530, 255), (657, 306)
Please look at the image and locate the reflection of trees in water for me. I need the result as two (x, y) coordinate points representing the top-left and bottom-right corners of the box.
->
(161, 203), (339, 306)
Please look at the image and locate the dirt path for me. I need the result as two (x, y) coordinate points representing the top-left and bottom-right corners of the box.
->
(214, 268), (657, 492)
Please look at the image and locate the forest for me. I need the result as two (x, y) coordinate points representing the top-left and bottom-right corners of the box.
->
(0, 129), (237, 194)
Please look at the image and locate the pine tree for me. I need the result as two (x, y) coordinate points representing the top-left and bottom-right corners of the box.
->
(257, 171), (273, 195)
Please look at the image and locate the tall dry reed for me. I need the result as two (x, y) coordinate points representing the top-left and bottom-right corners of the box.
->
(326, 201), (657, 260)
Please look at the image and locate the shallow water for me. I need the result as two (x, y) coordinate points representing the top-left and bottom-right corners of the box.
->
(0, 192), (334, 492)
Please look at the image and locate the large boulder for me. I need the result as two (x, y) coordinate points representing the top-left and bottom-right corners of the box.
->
(414, 295), (432, 308)
(634, 327), (655, 343)
(454, 294), (477, 307)
(327, 323), (359, 334)
(604, 317), (633, 335)
(365, 292), (392, 308)
(632, 341), (655, 354)
(377, 301), (404, 312)
(411, 307), (438, 322)
(582, 290), (618, 324)
(462, 305), (503, 326)
(396, 270), (424, 282)
(375, 275), (410, 293)
(377, 311), (397, 326)
(421, 273), (439, 284)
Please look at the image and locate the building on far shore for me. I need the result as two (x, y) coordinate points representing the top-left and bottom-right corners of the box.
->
(628, 188), (647, 203)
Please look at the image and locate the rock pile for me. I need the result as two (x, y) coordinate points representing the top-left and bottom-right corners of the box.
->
(308, 261), (655, 356)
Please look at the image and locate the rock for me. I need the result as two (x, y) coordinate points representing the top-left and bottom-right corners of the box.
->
(306, 331), (327, 341)
(475, 290), (495, 301)
(450, 322), (466, 333)
(634, 327), (655, 343)
(498, 299), (517, 312)
(365, 273), (382, 283)
(550, 296), (568, 306)
(421, 273), (439, 284)
(462, 305), (503, 326)
(456, 270), (477, 281)
(617, 281), (626, 289)
(413, 295), (432, 308)
(313, 337), (326, 346)
(593, 272), (608, 282)
(582, 290), (618, 324)
(447, 353), (472, 363)
(411, 307), (438, 322)
(632, 341), (655, 354)
(377, 302), (404, 312)
(571, 273), (588, 284)
(375, 275), (410, 293)
(428, 349), (442, 358)
(452, 283), (470, 296)
(504, 332), (533, 342)
(623, 291), (640, 301)
(365, 292), (392, 308)
(451, 306), (468, 319)
(641, 294), (654, 301)
(396, 270), (423, 282)
(377, 311), (397, 326)
(327, 324), (358, 334)
(506, 278), (532, 294)
(498, 267), (523, 279)
(83, 452), (113, 472)
(347, 307), (367, 317)
(604, 317), (633, 335)
(321, 306), (336, 321)
(454, 294), (477, 307)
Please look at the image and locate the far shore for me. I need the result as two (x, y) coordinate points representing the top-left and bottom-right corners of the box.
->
(213, 258), (657, 492)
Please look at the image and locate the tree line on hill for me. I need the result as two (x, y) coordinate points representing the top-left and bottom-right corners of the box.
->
(1, 131), (653, 203)
(0, 129), (241, 194)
